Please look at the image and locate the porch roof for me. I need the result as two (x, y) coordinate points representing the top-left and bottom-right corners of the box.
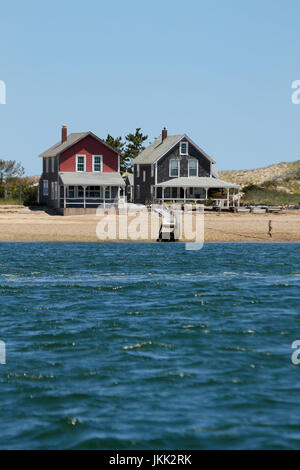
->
(155, 177), (240, 189)
(59, 172), (125, 187)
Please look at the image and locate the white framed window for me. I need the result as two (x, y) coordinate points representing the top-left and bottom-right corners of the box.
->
(43, 180), (48, 196)
(45, 158), (49, 173)
(143, 170), (146, 182)
(151, 164), (155, 177)
(54, 182), (58, 199)
(93, 155), (102, 172)
(188, 160), (198, 177)
(104, 186), (111, 199)
(169, 159), (180, 177)
(180, 141), (188, 155)
(136, 165), (140, 178)
(51, 157), (55, 173)
(76, 155), (86, 172)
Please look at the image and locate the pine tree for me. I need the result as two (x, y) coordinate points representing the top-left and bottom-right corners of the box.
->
(105, 134), (125, 155)
(123, 128), (148, 171)
(104, 134), (127, 173)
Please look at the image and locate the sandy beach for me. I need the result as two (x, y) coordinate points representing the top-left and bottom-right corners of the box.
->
(0, 205), (299, 242)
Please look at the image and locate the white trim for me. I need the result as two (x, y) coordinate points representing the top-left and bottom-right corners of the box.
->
(76, 154), (86, 172)
(92, 155), (103, 172)
(180, 141), (188, 155)
(188, 159), (198, 177)
(169, 159), (180, 177)
(151, 164), (154, 178)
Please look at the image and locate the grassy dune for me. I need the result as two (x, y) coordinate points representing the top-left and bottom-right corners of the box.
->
(219, 160), (300, 204)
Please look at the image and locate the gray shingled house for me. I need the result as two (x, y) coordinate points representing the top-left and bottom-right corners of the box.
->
(133, 128), (240, 207)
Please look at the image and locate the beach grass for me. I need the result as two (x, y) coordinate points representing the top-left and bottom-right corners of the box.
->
(0, 198), (23, 205)
(242, 188), (300, 205)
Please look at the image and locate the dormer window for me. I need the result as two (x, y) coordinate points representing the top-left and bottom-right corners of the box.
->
(180, 141), (188, 155)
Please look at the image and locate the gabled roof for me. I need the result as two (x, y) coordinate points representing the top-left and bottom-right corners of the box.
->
(39, 131), (119, 158)
(133, 134), (215, 165)
(155, 176), (240, 189)
(123, 172), (134, 185)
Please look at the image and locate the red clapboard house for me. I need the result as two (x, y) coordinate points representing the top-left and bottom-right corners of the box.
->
(39, 125), (125, 214)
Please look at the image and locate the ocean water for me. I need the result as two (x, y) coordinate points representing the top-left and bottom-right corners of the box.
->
(0, 242), (300, 450)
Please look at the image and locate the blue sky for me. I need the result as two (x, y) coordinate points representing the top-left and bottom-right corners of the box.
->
(1, 0), (300, 175)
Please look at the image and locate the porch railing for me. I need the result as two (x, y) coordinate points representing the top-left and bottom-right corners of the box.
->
(59, 197), (117, 208)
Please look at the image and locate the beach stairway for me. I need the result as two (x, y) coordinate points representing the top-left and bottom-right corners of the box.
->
(153, 205), (180, 242)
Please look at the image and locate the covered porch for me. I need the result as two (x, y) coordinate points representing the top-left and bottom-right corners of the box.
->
(58, 172), (125, 211)
(154, 177), (241, 207)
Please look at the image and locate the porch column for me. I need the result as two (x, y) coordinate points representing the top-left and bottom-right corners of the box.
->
(183, 187), (186, 203)
(64, 185), (67, 209)
(83, 186), (86, 209)
(238, 188), (241, 208)
(162, 187), (165, 203)
(103, 186), (106, 209)
(57, 182), (60, 209)
(205, 188), (208, 200)
(227, 188), (230, 207)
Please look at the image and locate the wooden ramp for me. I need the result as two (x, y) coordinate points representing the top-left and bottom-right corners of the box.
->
(153, 205), (181, 242)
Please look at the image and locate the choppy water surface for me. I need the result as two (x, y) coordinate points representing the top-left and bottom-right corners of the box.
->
(0, 242), (300, 449)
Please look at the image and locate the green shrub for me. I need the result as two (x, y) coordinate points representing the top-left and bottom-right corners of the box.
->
(22, 185), (38, 206)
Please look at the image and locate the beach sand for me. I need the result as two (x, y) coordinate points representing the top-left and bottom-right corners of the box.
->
(0, 206), (299, 242)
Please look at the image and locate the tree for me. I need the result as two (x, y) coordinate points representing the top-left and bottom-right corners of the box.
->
(0, 159), (24, 184)
(104, 128), (148, 173)
(0, 160), (25, 198)
(105, 134), (125, 155)
(123, 128), (148, 172)
(104, 134), (127, 173)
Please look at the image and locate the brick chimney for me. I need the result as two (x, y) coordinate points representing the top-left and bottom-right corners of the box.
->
(162, 127), (167, 142)
(62, 124), (67, 143)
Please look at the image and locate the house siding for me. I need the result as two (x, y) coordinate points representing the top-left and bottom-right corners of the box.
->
(157, 138), (210, 183)
(133, 137), (211, 204)
(60, 135), (118, 172)
(39, 156), (60, 208)
(134, 164), (155, 204)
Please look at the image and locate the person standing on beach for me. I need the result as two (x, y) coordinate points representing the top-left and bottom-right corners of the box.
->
(268, 220), (273, 238)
